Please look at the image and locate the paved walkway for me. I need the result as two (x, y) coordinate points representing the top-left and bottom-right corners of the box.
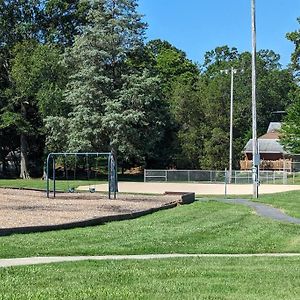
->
(1, 253), (300, 268)
(212, 199), (300, 224)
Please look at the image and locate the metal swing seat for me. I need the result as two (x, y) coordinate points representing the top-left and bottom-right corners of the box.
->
(89, 187), (96, 193)
(68, 187), (75, 193)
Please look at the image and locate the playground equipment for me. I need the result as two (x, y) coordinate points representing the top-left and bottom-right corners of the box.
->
(46, 152), (118, 199)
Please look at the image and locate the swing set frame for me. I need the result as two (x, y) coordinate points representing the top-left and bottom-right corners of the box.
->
(46, 152), (118, 199)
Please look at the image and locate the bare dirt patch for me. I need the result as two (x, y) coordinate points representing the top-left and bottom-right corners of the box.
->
(0, 189), (180, 230)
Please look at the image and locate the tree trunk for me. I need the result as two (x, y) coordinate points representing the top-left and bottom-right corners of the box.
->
(20, 133), (30, 179)
(19, 102), (30, 179)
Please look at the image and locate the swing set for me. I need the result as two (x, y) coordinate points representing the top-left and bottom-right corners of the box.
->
(46, 152), (118, 199)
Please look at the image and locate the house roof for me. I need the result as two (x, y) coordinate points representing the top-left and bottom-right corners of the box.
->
(259, 131), (280, 139)
(267, 122), (281, 133)
(243, 138), (287, 154)
(243, 122), (286, 154)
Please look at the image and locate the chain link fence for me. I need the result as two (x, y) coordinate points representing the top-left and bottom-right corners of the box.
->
(144, 169), (300, 185)
(292, 161), (300, 172)
(144, 170), (226, 183)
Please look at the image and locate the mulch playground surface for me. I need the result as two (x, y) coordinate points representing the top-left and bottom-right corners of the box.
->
(0, 188), (181, 235)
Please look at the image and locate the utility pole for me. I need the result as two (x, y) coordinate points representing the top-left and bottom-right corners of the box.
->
(229, 67), (236, 184)
(251, 0), (259, 198)
(220, 67), (238, 183)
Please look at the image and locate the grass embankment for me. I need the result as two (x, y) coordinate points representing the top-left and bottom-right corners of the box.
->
(1, 257), (300, 300)
(288, 172), (300, 185)
(199, 190), (300, 219)
(0, 179), (103, 192)
(1, 200), (300, 258)
(0, 175), (143, 192)
(254, 190), (300, 219)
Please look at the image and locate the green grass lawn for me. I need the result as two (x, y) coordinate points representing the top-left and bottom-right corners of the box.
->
(1, 200), (300, 258)
(1, 257), (300, 300)
(254, 190), (300, 219)
(287, 172), (300, 185)
(199, 190), (300, 219)
(0, 175), (143, 191)
(1, 185), (300, 299)
(0, 179), (103, 192)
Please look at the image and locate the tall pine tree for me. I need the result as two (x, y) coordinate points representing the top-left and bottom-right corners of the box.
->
(46, 0), (168, 168)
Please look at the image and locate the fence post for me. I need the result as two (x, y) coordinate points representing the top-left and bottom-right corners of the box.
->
(144, 169), (146, 182)
(165, 170), (168, 182)
(224, 168), (227, 198)
(293, 172), (295, 184)
(283, 171), (287, 185)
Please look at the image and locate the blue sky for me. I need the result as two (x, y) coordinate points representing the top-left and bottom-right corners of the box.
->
(138, 0), (300, 67)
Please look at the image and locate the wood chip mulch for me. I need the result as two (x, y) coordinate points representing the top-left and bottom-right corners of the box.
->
(0, 188), (180, 229)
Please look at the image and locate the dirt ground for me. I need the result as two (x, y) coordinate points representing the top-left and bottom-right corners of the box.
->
(0, 189), (179, 229)
(78, 181), (300, 195)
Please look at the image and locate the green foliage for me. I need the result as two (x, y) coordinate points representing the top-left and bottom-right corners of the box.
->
(0, 2), (298, 175)
(146, 39), (199, 95)
(102, 71), (169, 166)
(0, 0), (83, 177)
(281, 18), (300, 153)
(169, 74), (203, 168)
(202, 128), (229, 169)
(203, 45), (239, 73)
(286, 17), (300, 78)
(174, 46), (295, 169)
(4, 40), (65, 159)
(0, 111), (26, 130)
(46, 0), (169, 168)
(281, 88), (300, 153)
(11, 41), (65, 110)
(43, 0), (89, 46)
(143, 39), (201, 167)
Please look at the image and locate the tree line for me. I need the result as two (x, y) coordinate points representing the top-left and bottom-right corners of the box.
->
(0, 0), (299, 178)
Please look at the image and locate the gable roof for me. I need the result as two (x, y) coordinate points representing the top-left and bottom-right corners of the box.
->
(243, 138), (286, 154)
(267, 122), (281, 133)
(243, 122), (286, 154)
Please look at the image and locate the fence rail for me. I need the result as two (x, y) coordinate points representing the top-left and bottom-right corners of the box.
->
(144, 169), (300, 185)
(240, 160), (300, 172)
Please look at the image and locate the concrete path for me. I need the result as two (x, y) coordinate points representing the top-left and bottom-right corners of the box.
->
(1, 253), (300, 268)
(213, 199), (300, 224)
(78, 182), (300, 195)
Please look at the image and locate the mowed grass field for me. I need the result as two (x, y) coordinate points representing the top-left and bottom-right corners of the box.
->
(0, 179), (104, 192)
(1, 257), (300, 300)
(1, 181), (300, 299)
(254, 190), (300, 218)
(1, 193), (300, 258)
(0, 175), (143, 192)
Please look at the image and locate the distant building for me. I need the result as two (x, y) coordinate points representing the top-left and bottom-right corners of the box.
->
(240, 122), (300, 172)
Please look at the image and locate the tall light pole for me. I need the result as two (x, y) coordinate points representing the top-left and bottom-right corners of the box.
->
(251, 0), (259, 198)
(221, 67), (238, 183)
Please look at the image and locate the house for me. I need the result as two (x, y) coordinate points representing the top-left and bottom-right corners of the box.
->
(240, 122), (299, 172)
